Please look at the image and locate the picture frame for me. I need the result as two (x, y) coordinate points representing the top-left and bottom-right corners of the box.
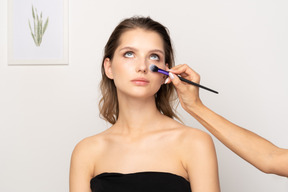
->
(8, 0), (69, 65)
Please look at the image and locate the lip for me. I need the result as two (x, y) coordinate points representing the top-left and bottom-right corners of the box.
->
(131, 77), (150, 85)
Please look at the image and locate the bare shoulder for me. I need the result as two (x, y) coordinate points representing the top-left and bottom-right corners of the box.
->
(164, 117), (212, 145)
(178, 125), (214, 147)
(173, 124), (219, 189)
(162, 117), (213, 145)
(71, 133), (107, 160)
(71, 131), (112, 169)
(171, 123), (216, 163)
(69, 132), (112, 191)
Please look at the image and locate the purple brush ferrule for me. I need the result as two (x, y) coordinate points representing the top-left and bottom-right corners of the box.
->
(157, 68), (169, 76)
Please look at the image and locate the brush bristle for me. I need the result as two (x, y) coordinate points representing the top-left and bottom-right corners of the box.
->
(149, 64), (158, 72)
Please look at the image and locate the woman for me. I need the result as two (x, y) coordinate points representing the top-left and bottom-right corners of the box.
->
(69, 16), (220, 192)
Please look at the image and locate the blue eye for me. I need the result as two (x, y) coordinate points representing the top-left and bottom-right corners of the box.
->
(124, 52), (134, 58)
(150, 54), (160, 60)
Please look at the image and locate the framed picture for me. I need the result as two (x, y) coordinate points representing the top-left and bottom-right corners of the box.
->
(8, 0), (69, 65)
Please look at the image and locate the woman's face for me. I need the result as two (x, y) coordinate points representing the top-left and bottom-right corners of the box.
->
(104, 28), (167, 99)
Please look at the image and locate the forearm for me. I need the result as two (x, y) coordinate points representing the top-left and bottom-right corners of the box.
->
(187, 102), (282, 174)
(168, 64), (287, 176)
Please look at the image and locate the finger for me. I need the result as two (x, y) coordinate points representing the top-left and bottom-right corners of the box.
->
(170, 65), (192, 79)
(170, 64), (194, 75)
(170, 64), (200, 83)
(167, 63), (189, 73)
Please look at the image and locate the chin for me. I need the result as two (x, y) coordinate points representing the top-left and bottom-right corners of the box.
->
(117, 84), (161, 98)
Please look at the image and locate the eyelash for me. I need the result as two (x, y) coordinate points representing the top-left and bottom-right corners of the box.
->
(123, 52), (161, 61)
(150, 54), (160, 61)
(124, 51), (134, 58)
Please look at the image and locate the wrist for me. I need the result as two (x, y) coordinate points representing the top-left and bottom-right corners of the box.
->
(185, 99), (205, 114)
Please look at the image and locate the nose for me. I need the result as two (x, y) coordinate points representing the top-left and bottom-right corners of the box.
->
(135, 58), (148, 73)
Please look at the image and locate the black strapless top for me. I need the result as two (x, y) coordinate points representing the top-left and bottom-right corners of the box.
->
(90, 172), (191, 192)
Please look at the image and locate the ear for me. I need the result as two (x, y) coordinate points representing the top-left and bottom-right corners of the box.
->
(165, 63), (169, 71)
(159, 64), (168, 84)
(162, 63), (170, 84)
(104, 58), (114, 79)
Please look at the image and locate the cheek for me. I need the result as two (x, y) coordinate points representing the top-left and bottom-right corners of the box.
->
(114, 58), (132, 71)
(111, 61), (125, 76)
(154, 75), (166, 88)
(111, 63), (131, 84)
(155, 63), (166, 70)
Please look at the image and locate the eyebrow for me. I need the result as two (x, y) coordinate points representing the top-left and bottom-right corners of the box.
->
(150, 49), (165, 55)
(119, 46), (137, 52)
(119, 46), (164, 55)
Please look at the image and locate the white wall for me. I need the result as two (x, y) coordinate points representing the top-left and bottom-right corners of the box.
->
(1, 0), (287, 191)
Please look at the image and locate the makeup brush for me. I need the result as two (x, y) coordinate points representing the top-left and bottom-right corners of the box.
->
(149, 64), (218, 94)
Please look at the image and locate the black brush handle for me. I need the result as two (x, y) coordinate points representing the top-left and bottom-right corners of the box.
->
(178, 76), (219, 94)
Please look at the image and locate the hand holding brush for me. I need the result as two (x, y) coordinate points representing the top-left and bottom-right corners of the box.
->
(149, 64), (218, 94)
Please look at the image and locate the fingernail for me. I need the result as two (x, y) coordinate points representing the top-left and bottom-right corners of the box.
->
(164, 77), (169, 84)
(169, 72), (174, 80)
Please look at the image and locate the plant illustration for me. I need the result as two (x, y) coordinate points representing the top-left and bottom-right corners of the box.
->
(28, 5), (49, 47)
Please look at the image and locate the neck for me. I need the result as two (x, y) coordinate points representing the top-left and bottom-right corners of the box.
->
(113, 95), (164, 136)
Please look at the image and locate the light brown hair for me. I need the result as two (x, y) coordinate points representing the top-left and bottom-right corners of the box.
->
(99, 16), (179, 124)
